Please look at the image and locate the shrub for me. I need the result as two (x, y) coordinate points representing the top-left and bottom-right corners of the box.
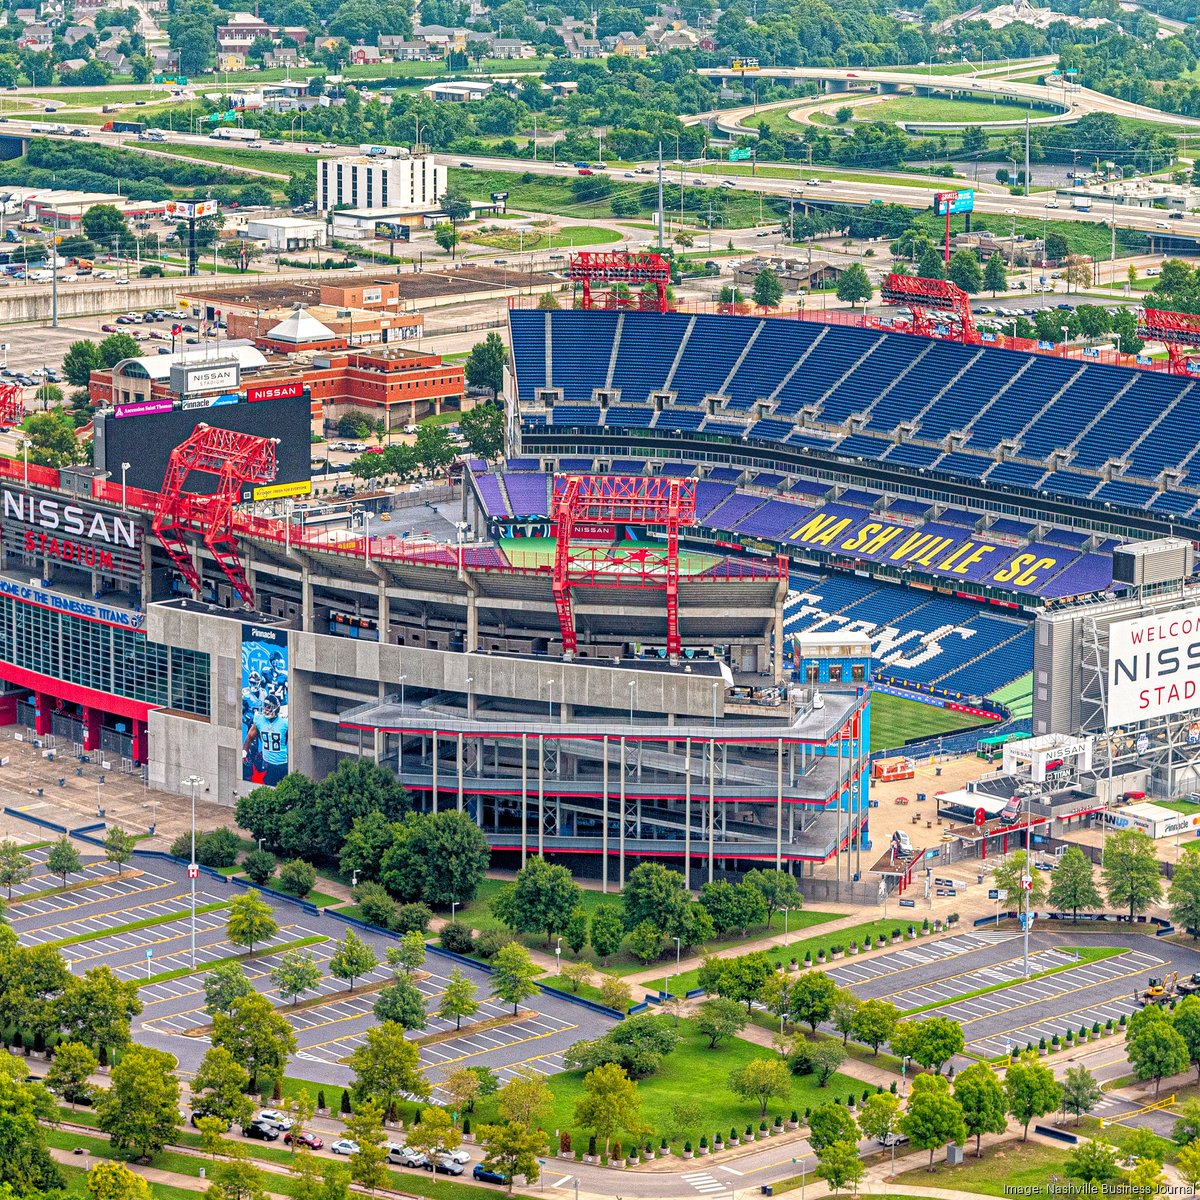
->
(318, 1090), (326, 1111)
(907, 925), (915, 936)
(1051, 1034), (1061, 1046)
(862, 936), (871, 949)
(759, 1121), (768, 1132)
(1039, 1037), (1047, 1050)
(463, 1117), (471, 1135)
(849, 940), (858, 951)
(791, 1111), (798, 1122)
(440, 922), (475, 953)
(862, 1089), (871, 1102)
(830, 943), (844, 954)
(277, 858), (317, 898)
(588, 1137), (597, 1157)
(1080, 1025), (1089, 1039)
(474, 928), (517, 959)
(613, 1141), (622, 1160)
(746, 1124), (753, 1137)
(660, 1137), (668, 1150)
(847, 1095), (855, 1108)
(171, 826), (240, 867)
(392, 902), (433, 934)
(684, 1141), (692, 1153)
(889, 1081), (897, 1094)
(242, 848), (276, 885)
(804, 951), (812, 962)
(355, 881), (397, 928)
(699, 1136), (707, 1149)
(1120, 1014), (1127, 1027)
(560, 1131), (571, 1154)
(1025, 1042), (1033, 1054)
(891, 928), (902, 939)
(774, 1115), (783, 1127)
(715, 1132), (723, 1145)
(340, 1090), (352, 1114)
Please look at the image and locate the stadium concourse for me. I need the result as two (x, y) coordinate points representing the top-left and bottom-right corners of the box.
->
(499, 303), (1200, 721)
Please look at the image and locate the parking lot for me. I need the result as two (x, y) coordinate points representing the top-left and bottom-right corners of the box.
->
(827, 928), (1181, 1060)
(5, 838), (613, 1092)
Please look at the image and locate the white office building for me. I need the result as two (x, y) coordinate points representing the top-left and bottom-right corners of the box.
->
(317, 154), (447, 213)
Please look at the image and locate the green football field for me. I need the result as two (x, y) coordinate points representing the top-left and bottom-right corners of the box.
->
(869, 690), (997, 753)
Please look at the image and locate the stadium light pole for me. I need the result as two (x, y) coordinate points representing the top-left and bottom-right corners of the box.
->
(182, 774), (205, 969)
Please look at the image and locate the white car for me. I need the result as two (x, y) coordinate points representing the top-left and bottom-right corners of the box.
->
(1044, 200), (1059, 208)
(331, 1139), (359, 1156)
(256, 1110), (293, 1131)
(322, 141), (337, 149)
(442, 1148), (471, 1165)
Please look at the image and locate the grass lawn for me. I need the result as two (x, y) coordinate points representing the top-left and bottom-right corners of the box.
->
(890, 59), (1046, 76)
(458, 878), (845, 977)
(1076, 1117), (1177, 1164)
(472, 1017), (860, 1151)
(869, 690), (995, 753)
(497, 536), (719, 574)
(193, 57), (554, 86)
(306, 889), (342, 908)
(465, 223), (621, 251)
(897, 1138), (1069, 1193)
(124, 140), (312, 178)
(30, 88), (174, 105)
(864, 96), (1054, 126)
(1152, 798), (1200, 814)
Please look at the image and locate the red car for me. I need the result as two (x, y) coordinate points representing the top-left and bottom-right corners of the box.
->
(578, 167), (593, 175)
(284, 1131), (324, 1150)
(100, 324), (118, 332)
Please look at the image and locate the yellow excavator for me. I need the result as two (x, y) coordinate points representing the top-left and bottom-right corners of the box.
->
(1141, 972), (1180, 1005)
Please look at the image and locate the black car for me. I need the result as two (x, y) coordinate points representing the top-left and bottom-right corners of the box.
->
(243, 1122), (280, 1141)
(426, 1159), (464, 1177)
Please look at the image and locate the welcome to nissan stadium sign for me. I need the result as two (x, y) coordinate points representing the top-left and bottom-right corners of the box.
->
(1108, 605), (1200, 726)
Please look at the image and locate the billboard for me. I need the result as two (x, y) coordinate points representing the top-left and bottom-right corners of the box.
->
(164, 199), (218, 221)
(241, 623), (289, 786)
(247, 380), (303, 403)
(0, 487), (144, 587)
(373, 221), (410, 242)
(94, 392), (311, 498)
(933, 189), (975, 216)
(170, 360), (240, 397)
(1108, 605), (1200, 726)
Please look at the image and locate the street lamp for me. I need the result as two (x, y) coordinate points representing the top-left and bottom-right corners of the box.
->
(782, 905), (789, 946)
(545, 678), (555, 721)
(182, 774), (205, 969)
(451, 899), (459, 924)
(466, 675), (474, 716)
(120, 461), (131, 511)
(555, 936), (562, 975)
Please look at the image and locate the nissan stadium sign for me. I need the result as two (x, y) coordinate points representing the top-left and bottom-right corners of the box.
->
(1108, 605), (1200, 726)
(170, 360), (241, 398)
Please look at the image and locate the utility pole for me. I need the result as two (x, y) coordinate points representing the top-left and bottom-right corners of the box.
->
(182, 774), (205, 969)
(1024, 114), (1030, 198)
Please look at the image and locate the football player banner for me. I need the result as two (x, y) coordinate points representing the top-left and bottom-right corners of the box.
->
(241, 624), (289, 786)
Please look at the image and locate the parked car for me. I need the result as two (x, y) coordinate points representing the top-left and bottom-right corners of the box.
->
(999, 796), (1022, 826)
(256, 1110), (293, 1131)
(429, 1158), (464, 1176)
(392, 1149), (428, 1168)
(243, 1122), (280, 1142)
(441, 1148), (471, 1165)
(284, 1131), (323, 1150)
(331, 1139), (360, 1156)
(100, 323), (118, 333)
(473, 1165), (507, 1185)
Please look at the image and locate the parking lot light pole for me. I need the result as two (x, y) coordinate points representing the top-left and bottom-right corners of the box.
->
(183, 774), (205, 968)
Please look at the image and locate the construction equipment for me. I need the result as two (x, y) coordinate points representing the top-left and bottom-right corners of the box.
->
(1178, 973), (1200, 997)
(1140, 972), (1180, 1005)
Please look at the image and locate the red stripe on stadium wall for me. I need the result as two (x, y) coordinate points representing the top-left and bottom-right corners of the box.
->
(0, 660), (154, 721)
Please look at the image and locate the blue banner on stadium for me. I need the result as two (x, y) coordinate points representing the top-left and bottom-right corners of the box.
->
(241, 624), (289, 786)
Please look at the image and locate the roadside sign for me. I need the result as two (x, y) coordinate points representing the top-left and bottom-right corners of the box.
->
(187, 863), (199, 879)
(988, 889), (999, 900)
(145, 948), (153, 958)
(899, 898), (916, 908)
(974, 807), (988, 827)
(1021, 876), (1033, 891)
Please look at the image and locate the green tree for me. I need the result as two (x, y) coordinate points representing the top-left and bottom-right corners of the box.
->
(459, 401), (505, 459)
(212, 993), (297, 1093)
(808, 1102), (857, 1151)
(464, 332), (510, 397)
(477, 1122), (546, 1196)
(62, 340), (102, 387)
(204, 959), (255, 1017)
(1066, 1138), (1121, 1185)
(343, 1101), (389, 1196)
(86, 1161), (150, 1200)
(901, 1072), (967, 1170)
(1049, 846), (1102, 920)
(599, 973), (632, 1013)
(983, 252), (1007, 296)
(405, 1105), (461, 1160)
(272, 949), (322, 1007)
(911, 1016), (965, 1075)
(378, 810), (490, 907)
(1060, 1065), (1103, 1124)
(916, 245), (947, 280)
(329, 929), (378, 993)
(589, 904), (625, 963)
(715, 952), (775, 1015)
(47, 835), (81, 887)
(727, 1056), (791, 1117)
(851, 998), (899, 1055)
(1103, 829), (1163, 917)
(277, 859), (316, 899)
(46, 1040), (97, 1110)
(1128, 1019), (1189, 1096)
(102, 826), (137, 876)
(437, 966), (480, 1031)
(1173, 996), (1200, 1083)
(82, 204), (130, 247)
(830, 987), (859, 1046)
(373, 973), (427, 1030)
(97, 1045), (182, 1160)
(560, 961), (594, 994)
(226, 890), (278, 954)
(497, 1066), (551, 1131)
(741, 869), (802, 929)
(22, 411), (84, 468)
(564, 908), (589, 957)
(58, 965), (142, 1054)
(626, 920), (664, 965)
(491, 943), (541, 1015)
(98, 333), (140, 369)
(954, 1062), (1007, 1157)
(811, 1040), (847, 1086)
(1004, 1051), (1062, 1140)
(695, 996), (747, 1049)
(444, 1068), (481, 1120)
(815, 1140), (863, 1195)
(947, 248), (983, 293)
(835, 262), (872, 308)
(993, 850), (1045, 910)
(0, 1070), (64, 1195)
(191, 1046), (254, 1130)
(388, 930), (426, 976)
(1178, 1139), (1200, 1189)
(439, 188), (472, 224)
(208, 1156), (268, 1200)
(242, 849), (276, 887)
(858, 1092), (901, 1147)
(1170, 847), (1200, 939)
(753, 267), (784, 309)
(1174, 1097), (1200, 1145)
(492, 856), (581, 947)
(434, 222), (459, 257)
(0, 840), (31, 900)
(338, 812), (398, 884)
(573, 1062), (641, 1157)
(348, 1022), (430, 1113)
(791, 971), (839, 1032)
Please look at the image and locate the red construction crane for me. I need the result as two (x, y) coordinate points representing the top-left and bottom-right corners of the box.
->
(551, 474), (696, 659)
(570, 251), (672, 313)
(1138, 308), (1200, 377)
(880, 273), (981, 345)
(0, 383), (24, 428)
(152, 424), (278, 607)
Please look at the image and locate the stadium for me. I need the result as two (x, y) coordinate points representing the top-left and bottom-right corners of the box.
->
(7, 252), (1200, 890)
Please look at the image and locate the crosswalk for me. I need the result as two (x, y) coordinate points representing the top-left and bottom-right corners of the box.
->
(682, 1171), (727, 1194)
